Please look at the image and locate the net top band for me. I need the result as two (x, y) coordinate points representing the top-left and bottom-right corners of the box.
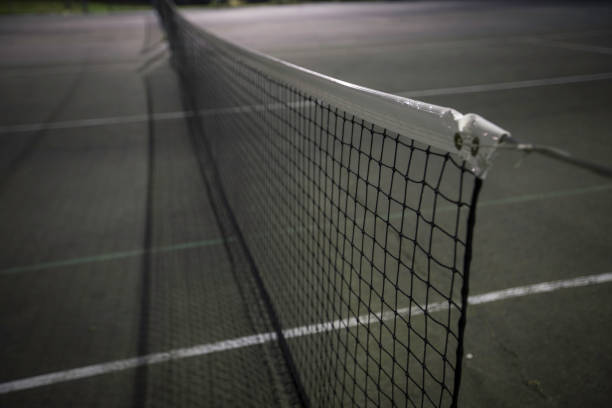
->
(172, 4), (510, 178)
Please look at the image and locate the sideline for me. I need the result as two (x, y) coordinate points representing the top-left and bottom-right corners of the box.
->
(1, 272), (610, 395)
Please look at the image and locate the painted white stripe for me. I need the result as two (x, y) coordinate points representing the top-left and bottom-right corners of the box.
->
(0, 272), (610, 395)
(0, 112), (184, 134)
(0, 332), (277, 394)
(0, 64), (140, 78)
(524, 38), (612, 55)
(2, 183), (610, 277)
(542, 29), (612, 41)
(401, 72), (612, 98)
(0, 101), (314, 134)
(468, 272), (612, 305)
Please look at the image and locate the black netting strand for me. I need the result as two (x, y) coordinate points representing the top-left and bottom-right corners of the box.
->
(154, 1), (482, 407)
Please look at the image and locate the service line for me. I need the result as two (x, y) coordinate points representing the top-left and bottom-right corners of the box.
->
(2, 183), (611, 276)
(2, 72), (611, 134)
(401, 72), (612, 98)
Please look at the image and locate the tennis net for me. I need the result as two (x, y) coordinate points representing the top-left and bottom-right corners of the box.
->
(154, 1), (509, 406)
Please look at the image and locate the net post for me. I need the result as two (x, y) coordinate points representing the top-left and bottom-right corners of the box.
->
(451, 176), (483, 408)
(455, 113), (510, 178)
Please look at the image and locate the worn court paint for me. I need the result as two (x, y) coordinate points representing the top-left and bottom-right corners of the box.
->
(2, 184), (610, 276)
(1, 272), (610, 395)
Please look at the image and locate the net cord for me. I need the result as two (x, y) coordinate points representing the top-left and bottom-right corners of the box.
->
(501, 135), (612, 178)
(161, 0), (509, 179)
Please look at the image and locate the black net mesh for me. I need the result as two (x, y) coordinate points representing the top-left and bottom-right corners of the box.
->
(153, 1), (482, 407)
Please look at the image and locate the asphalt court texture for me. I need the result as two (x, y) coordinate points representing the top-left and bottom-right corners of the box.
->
(0, 1), (611, 407)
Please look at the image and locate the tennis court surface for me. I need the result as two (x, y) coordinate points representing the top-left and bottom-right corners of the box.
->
(1, 1), (611, 407)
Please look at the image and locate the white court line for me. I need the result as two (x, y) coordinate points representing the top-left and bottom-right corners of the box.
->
(538, 29), (612, 42)
(1, 271), (611, 395)
(0, 64), (141, 78)
(523, 38), (612, 55)
(0, 101), (313, 134)
(0, 111), (186, 134)
(2, 183), (609, 277)
(401, 72), (612, 98)
(2, 71), (612, 134)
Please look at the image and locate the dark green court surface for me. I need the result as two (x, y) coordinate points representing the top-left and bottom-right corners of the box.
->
(1, 2), (611, 407)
